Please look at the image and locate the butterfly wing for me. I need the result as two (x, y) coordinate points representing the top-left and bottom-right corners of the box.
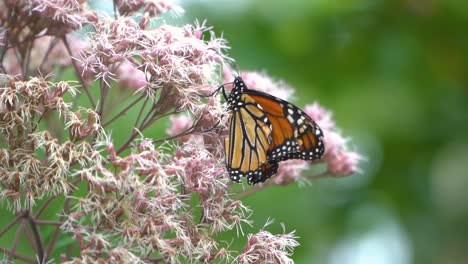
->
(224, 93), (278, 184)
(245, 90), (325, 163)
(250, 163), (279, 185)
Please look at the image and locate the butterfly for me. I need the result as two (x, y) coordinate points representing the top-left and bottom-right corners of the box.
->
(218, 76), (325, 185)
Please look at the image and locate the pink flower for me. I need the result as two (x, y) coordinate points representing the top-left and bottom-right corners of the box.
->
(114, 61), (147, 89)
(166, 114), (194, 142)
(165, 137), (251, 234)
(322, 128), (364, 177)
(271, 159), (310, 185)
(304, 102), (335, 133)
(168, 137), (226, 194)
(327, 150), (364, 177)
(79, 17), (144, 85)
(79, 17), (227, 112)
(304, 103), (364, 177)
(238, 220), (299, 264)
(28, 0), (96, 36)
(223, 69), (293, 100)
(323, 131), (348, 158)
(115, 0), (184, 17)
(241, 71), (294, 100)
(3, 35), (89, 76)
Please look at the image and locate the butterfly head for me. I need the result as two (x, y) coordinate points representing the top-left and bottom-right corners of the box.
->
(226, 77), (247, 109)
(233, 76), (246, 91)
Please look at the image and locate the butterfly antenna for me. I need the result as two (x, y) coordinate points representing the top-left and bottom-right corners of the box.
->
(208, 48), (241, 77)
(220, 55), (241, 76)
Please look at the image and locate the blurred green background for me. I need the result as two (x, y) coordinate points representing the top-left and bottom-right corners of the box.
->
(183, 0), (468, 263)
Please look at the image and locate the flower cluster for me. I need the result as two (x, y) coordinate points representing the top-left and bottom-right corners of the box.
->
(2, 35), (88, 77)
(115, 0), (184, 17)
(0, 0), (93, 78)
(0, 0), (95, 36)
(0, 0), (362, 263)
(304, 103), (364, 177)
(64, 137), (232, 262)
(238, 220), (299, 264)
(0, 75), (95, 211)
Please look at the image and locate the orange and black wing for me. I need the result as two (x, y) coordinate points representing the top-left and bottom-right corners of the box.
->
(224, 93), (278, 185)
(245, 90), (325, 163)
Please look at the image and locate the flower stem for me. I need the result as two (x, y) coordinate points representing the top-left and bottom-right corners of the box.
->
(103, 93), (145, 127)
(0, 213), (24, 238)
(28, 213), (45, 263)
(233, 181), (275, 201)
(10, 218), (27, 262)
(0, 246), (35, 263)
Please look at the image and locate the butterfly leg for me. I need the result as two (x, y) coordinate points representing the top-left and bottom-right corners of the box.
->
(196, 84), (229, 100)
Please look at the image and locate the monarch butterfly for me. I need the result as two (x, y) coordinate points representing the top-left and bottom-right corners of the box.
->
(218, 76), (325, 185)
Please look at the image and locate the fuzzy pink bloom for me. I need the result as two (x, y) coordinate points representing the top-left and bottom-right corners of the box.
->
(193, 97), (227, 133)
(241, 72), (294, 100)
(80, 18), (226, 113)
(29, 0), (96, 36)
(0, 1), (95, 36)
(115, 0), (184, 17)
(238, 221), (299, 264)
(3, 35), (88, 76)
(322, 131), (364, 177)
(223, 69), (293, 100)
(304, 102), (335, 133)
(166, 114), (194, 142)
(271, 159), (310, 185)
(327, 150), (363, 177)
(79, 17), (144, 85)
(166, 138), (250, 234)
(141, 22), (226, 96)
(114, 61), (147, 89)
(166, 96), (226, 147)
(169, 138), (226, 194)
(323, 131), (347, 157)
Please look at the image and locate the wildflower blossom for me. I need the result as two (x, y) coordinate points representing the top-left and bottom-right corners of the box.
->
(238, 220), (300, 264)
(304, 102), (336, 132)
(304, 103), (364, 177)
(166, 114), (194, 140)
(0, 76), (93, 212)
(114, 60), (147, 89)
(0, 9), (90, 76)
(115, 0), (184, 17)
(272, 159), (311, 185)
(29, 0), (95, 34)
(0, 0), (95, 43)
(0, 0), (362, 262)
(223, 69), (294, 101)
